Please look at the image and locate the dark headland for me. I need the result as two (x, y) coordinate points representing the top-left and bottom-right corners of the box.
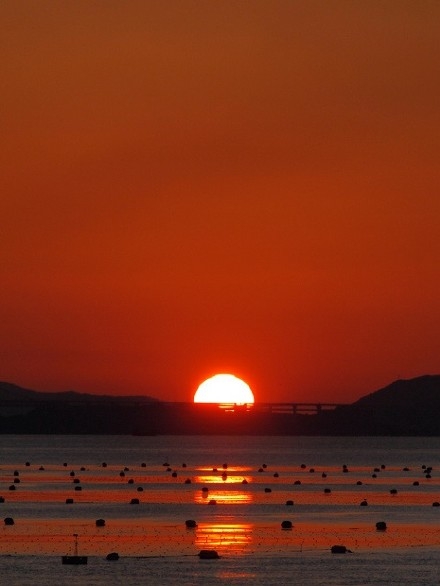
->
(1, 375), (439, 436)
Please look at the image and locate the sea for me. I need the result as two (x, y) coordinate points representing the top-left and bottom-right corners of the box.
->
(1, 434), (440, 585)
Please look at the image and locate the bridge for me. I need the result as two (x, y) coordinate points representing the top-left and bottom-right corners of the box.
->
(165, 401), (344, 415)
(0, 399), (345, 416)
(251, 402), (343, 415)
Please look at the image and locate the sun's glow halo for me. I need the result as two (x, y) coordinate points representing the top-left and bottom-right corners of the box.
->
(194, 374), (254, 404)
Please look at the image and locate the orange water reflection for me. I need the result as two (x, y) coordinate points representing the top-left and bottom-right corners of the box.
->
(195, 467), (252, 485)
(194, 489), (253, 504)
(195, 522), (253, 554)
(195, 474), (251, 484)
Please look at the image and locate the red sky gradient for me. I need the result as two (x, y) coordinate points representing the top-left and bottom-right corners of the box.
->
(1, 1), (439, 403)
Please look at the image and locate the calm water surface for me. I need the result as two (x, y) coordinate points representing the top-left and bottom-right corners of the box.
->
(1, 435), (440, 585)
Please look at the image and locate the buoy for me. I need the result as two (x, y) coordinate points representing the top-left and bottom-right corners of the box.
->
(137, 486), (143, 492)
(281, 520), (293, 529)
(65, 498), (74, 504)
(324, 488), (331, 494)
(331, 545), (348, 554)
(376, 521), (387, 531)
(0, 497), (5, 503)
(130, 498), (140, 505)
(198, 549), (219, 559)
(95, 519), (105, 527)
(74, 486), (82, 491)
(285, 500), (294, 506)
(4, 517), (14, 526)
(128, 479), (134, 484)
(185, 519), (197, 528)
(264, 487), (272, 493)
(184, 478), (191, 484)
(356, 481), (363, 485)
(273, 472), (279, 478)
(8, 485), (16, 491)
(360, 499), (368, 506)
(432, 501), (440, 507)
(208, 499), (217, 505)
(294, 480), (301, 485)
(390, 489), (398, 495)
(106, 552), (119, 561)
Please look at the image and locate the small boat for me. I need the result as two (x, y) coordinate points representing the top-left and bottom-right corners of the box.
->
(62, 533), (88, 565)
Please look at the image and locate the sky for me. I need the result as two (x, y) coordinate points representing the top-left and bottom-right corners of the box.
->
(1, 1), (439, 404)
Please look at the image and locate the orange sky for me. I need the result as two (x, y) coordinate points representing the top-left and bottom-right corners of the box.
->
(1, 1), (439, 403)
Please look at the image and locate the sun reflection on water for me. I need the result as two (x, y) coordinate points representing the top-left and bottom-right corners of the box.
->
(195, 522), (253, 553)
(194, 489), (253, 504)
(195, 474), (251, 484)
(195, 467), (252, 485)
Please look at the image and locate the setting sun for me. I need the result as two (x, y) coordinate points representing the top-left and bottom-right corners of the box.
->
(194, 374), (255, 404)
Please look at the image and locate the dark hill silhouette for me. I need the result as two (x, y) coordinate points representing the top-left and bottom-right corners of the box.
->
(0, 381), (45, 402)
(333, 374), (440, 435)
(0, 381), (159, 403)
(352, 374), (440, 408)
(1, 375), (440, 435)
(0, 381), (161, 434)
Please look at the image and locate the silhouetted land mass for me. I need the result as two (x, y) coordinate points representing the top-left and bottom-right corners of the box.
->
(0, 375), (439, 435)
(0, 381), (158, 404)
(336, 374), (440, 435)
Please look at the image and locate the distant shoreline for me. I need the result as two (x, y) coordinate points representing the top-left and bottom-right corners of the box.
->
(2, 375), (440, 436)
(0, 399), (439, 437)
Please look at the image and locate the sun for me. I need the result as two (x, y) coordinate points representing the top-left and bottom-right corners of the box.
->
(194, 374), (255, 405)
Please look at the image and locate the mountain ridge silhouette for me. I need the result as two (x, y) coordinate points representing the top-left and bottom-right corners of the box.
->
(1, 375), (439, 435)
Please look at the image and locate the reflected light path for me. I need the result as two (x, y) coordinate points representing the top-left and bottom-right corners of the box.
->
(194, 490), (253, 504)
(194, 474), (252, 484)
(195, 522), (253, 554)
(195, 466), (252, 485)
